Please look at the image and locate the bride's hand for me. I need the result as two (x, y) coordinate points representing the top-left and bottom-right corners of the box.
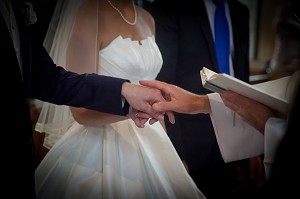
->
(128, 107), (152, 128)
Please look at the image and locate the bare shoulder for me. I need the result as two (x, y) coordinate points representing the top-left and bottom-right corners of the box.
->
(136, 6), (155, 33)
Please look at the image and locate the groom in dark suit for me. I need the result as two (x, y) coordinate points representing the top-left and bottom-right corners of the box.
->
(143, 0), (256, 198)
(0, 1), (165, 198)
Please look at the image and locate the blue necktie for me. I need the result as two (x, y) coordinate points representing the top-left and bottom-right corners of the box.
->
(214, 0), (230, 74)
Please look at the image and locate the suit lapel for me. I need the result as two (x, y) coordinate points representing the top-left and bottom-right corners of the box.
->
(227, 0), (249, 81)
(1, 5), (24, 77)
(228, 0), (238, 75)
(11, 0), (31, 96)
(195, 1), (219, 72)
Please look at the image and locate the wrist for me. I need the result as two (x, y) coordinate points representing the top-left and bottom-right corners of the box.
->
(194, 95), (211, 114)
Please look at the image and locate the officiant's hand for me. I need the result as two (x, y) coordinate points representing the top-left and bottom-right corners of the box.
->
(139, 80), (211, 123)
(220, 90), (275, 134)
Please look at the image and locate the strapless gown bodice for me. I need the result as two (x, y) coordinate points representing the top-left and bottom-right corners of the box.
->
(99, 35), (162, 84)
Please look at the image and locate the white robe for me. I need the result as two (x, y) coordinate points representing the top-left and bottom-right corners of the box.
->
(208, 71), (299, 179)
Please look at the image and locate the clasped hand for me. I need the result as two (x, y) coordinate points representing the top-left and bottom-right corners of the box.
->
(131, 79), (210, 128)
(129, 104), (175, 128)
(124, 79), (208, 128)
(121, 82), (174, 128)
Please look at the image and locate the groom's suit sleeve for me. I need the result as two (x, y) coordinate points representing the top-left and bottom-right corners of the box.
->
(30, 44), (129, 116)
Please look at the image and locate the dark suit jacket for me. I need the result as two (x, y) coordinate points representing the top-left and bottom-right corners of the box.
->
(144, 0), (249, 198)
(1, 2), (128, 198)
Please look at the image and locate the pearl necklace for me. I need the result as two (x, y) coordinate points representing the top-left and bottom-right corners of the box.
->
(106, 0), (137, 26)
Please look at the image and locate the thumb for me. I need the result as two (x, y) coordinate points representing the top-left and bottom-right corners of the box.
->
(152, 101), (171, 113)
(153, 102), (176, 124)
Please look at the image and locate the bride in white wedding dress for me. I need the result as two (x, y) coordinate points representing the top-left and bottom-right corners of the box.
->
(34, 0), (205, 198)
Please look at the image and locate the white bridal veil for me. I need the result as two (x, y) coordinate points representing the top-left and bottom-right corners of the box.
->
(35, 0), (101, 149)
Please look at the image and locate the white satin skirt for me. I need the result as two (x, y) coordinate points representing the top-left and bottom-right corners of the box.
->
(35, 119), (205, 199)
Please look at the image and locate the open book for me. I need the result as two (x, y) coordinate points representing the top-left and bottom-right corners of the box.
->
(200, 67), (289, 114)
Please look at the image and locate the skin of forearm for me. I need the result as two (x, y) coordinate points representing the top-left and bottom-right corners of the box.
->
(193, 95), (212, 114)
(70, 107), (128, 127)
